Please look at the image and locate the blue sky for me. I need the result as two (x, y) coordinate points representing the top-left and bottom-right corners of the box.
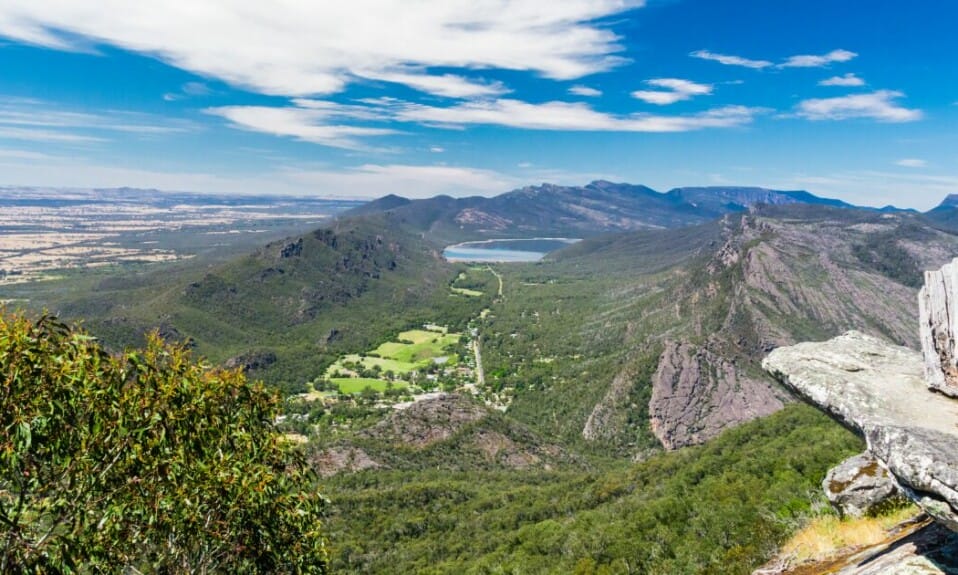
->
(0, 0), (955, 208)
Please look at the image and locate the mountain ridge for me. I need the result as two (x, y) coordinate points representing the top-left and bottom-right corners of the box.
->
(345, 180), (873, 243)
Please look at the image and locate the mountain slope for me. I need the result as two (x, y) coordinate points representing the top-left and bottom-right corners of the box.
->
(477, 205), (958, 453)
(46, 213), (490, 392)
(347, 180), (854, 243)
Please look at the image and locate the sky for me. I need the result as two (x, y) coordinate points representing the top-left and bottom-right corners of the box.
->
(0, 0), (955, 209)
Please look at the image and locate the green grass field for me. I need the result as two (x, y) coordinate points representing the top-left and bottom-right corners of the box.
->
(451, 287), (483, 297)
(326, 327), (463, 384)
(332, 378), (409, 394)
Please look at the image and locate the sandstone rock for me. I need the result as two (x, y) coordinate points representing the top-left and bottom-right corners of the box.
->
(823, 452), (901, 518)
(919, 257), (958, 397)
(311, 446), (381, 477)
(763, 331), (958, 531)
(650, 339), (786, 450)
(361, 393), (486, 448)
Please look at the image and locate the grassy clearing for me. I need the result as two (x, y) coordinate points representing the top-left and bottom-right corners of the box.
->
(332, 378), (409, 394)
(780, 505), (921, 563)
(325, 328), (462, 380)
(334, 354), (413, 375)
(451, 287), (483, 297)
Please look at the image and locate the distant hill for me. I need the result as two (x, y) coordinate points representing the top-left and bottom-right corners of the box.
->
(346, 180), (860, 243)
(922, 194), (958, 232)
(42, 213), (489, 392)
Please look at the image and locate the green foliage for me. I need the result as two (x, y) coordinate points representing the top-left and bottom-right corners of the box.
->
(852, 229), (923, 287)
(4, 218), (496, 396)
(324, 405), (861, 574)
(0, 312), (328, 573)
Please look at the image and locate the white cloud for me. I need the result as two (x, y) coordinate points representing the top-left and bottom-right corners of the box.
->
(429, 146), (445, 153)
(780, 49), (857, 68)
(819, 73), (865, 87)
(569, 85), (602, 97)
(896, 158), (927, 168)
(384, 98), (760, 132)
(207, 105), (398, 150)
(0, 147), (55, 160)
(206, 98), (763, 148)
(0, 97), (195, 144)
(360, 70), (508, 98)
(794, 90), (922, 122)
(163, 81), (212, 101)
(631, 78), (712, 105)
(690, 50), (772, 69)
(0, 1), (644, 98)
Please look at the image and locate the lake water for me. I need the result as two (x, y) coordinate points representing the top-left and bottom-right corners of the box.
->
(443, 238), (580, 262)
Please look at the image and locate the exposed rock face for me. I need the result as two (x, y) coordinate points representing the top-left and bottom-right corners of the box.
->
(361, 393), (486, 448)
(582, 368), (634, 441)
(919, 258), (958, 397)
(223, 350), (277, 373)
(823, 452), (901, 518)
(650, 339), (786, 450)
(311, 447), (381, 477)
(763, 331), (958, 531)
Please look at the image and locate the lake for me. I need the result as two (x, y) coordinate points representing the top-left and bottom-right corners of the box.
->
(443, 238), (580, 262)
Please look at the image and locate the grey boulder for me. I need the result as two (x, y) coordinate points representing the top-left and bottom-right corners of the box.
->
(823, 452), (901, 518)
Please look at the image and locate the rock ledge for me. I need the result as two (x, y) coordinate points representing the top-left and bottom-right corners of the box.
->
(763, 331), (958, 531)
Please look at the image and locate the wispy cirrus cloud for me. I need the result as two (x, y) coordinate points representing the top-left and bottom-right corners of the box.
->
(895, 158), (927, 168)
(207, 97), (764, 147)
(819, 73), (865, 87)
(794, 90), (922, 122)
(163, 81), (212, 101)
(631, 78), (712, 105)
(780, 49), (857, 68)
(568, 85), (602, 97)
(358, 70), (509, 99)
(690, 50), (772, 69)
(0, 1), (644, 99)
(693, 48), (857, 70)
(207, 105), (398, 151)
(0, 97), (196, 144)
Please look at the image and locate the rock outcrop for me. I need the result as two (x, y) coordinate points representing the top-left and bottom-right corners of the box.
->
(823, 452), (901, 518)
(763, 331), (958, 531)
(361, 393), (486, 448)
(650, 339), (786, 450)
(919, 258), (958, 397)
(311, 447), (381, 477)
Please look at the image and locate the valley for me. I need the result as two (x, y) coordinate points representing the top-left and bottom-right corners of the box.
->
(5, 183), (958, 574)
(3, 5), (953, 573)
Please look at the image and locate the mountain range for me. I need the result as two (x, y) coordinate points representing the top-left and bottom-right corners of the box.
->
(347, 181), (870, 242)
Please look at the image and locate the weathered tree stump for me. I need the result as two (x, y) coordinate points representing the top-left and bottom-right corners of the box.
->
(919, 258), (958, 398)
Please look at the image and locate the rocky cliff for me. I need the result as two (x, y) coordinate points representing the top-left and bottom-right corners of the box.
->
(644, 209), (958, 449)
(760, 259), (958, 573)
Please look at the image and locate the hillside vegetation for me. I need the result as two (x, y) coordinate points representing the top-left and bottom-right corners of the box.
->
(7, 214), (495, 394)
(0, 312), (328, 573)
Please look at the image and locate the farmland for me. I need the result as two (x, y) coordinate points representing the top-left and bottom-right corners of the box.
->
(0, 187), (362, 284)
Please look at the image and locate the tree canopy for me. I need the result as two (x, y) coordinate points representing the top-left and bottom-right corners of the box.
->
(0, 312), (328, 573)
